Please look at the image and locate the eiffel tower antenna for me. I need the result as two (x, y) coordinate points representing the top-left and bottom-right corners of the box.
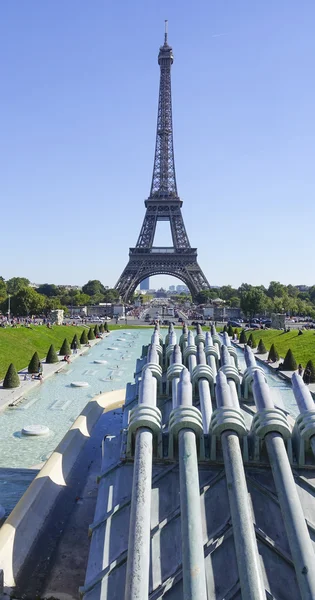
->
(115, 25), (210, 301)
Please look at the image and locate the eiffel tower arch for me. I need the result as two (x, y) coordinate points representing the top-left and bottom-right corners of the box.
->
(115, 23), (210, 302)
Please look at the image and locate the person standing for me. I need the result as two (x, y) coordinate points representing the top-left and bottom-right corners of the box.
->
(298, 364), (303, 377)
(304, 366), (311, 385)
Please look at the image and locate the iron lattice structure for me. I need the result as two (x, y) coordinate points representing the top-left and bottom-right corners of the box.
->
(115, 25), (210, 301)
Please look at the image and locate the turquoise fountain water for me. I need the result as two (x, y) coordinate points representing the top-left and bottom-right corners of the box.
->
(0, 329), (152, 469)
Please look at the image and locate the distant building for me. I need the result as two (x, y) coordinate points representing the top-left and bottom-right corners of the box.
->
(140, 278), (150, 291)
(176, 285), (189, 293)
(156, 288), (167, 298)
(296, 285), (310, 292)
(169, 285), (175, 292)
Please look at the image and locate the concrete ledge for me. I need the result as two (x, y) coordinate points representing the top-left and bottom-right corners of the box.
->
(0, 388), (125, 588)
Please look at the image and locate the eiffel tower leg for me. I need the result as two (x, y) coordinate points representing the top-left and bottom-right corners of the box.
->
(115, 251), (209, 302)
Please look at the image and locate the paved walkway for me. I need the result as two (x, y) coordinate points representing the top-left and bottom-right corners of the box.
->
(0, 335), (109, 413)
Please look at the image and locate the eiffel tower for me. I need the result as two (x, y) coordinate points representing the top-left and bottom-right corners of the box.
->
(115, 23), (210, 301)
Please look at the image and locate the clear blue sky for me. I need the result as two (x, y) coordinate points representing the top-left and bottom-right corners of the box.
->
(1, 1), (315, 290)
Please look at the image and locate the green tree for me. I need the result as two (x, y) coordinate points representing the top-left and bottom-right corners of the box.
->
(104, 322), (109, 333)
(303, 360), (315, 384)
(36, 284), (58, 297)
(0, 276), (7, 303)
(267, 281), (286, 299)
(44, 297), (64, 314)
(71, 293), (91, 306)
(94, 324), (100, 336)
(247, 333), (257, 348)
(287, 284), (299, 298)
(195, 289), (216, 304)
(80, 329), (88, 344)
(28, 352), (41, 374)
(59, 338), (71, 356)
(268, 344), (279, 362)
(3, 363), (20, 388)
(239, 329), (247, 344)
(6, 277), (30, 295)
(103, 288), (120, 303)
(220, 285), (238, 301)
(88, 327), (95, 340)
(82, 280), (105, 297)
(71, 334), (80, 350)
(229, 296), (240, 308)
(46, 344), (59, 364)
(10, 287), (45, 316)
(282, 349), (297, 371)
(227, 325), (234, 337)
(99, 323), (105, 334)
(240, 287), (266, 317)
(257, 339), (267, 353)
(223, 325), (228, 333)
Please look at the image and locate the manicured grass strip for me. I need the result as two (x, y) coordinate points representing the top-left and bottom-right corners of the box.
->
(0, 325), (87, 380)
(248, 329), (315, 366)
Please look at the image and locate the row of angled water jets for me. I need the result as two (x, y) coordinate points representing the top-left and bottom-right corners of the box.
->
(125, 323), (315, 600)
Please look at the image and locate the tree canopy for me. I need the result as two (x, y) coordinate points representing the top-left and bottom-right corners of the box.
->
(82, 280), (106, 296)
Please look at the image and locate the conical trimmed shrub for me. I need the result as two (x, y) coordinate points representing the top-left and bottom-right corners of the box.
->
(223, 325), (228, 333)
(88, 327), (95, 340)
(234, 328), (238, 336)
(28, 351), (40, 374)
(3, 363), (20, 389)
(247, 333), (257, 349)
(104, 322), (109, 333)
(46, 344), (59, 364)
(80, 329), (88, 344)
(99, 323), (105, 334)
(282, 348), (297, 371)
(303, 360), (315, 384)
(94, 324), (100, 336)
(239, 329), (247, 344)
(268, 343), (279, 362)
(228, 325), (234, 337)
(59, 338), (71, 356)
(71, 334), (80, 350)
(257, 339), (267, 354)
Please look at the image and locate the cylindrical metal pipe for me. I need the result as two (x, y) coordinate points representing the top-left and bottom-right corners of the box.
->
(125, 428), (153, 600)
(178, 369), (207, 600)
(253, 372), (315, 599)
(220, 344), (232, 367)
(265, 432), (315, 599)
(215, 372), (265, 599)
(205, 332), (213, 346)
(146, 343), (158, 398)
(222, 331), (231, 346)
(197, 343), (212, 432)
(244, 344), (257, 369)
(292, 372), (314, 412)
(124, 369), (155, 600)
(292, 372), (315, 458)
(221, 431), (266, 600)
(187, 331), (197, 375)
(171, 344), (183, 409)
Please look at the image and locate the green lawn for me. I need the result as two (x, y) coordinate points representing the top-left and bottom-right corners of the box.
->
(0, 322), (224, 381)
(0, 325), (88, 380)
(246, 328), (315, 366)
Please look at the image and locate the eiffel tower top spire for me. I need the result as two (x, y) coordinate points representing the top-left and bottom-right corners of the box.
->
(149, 22), (178, 199)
